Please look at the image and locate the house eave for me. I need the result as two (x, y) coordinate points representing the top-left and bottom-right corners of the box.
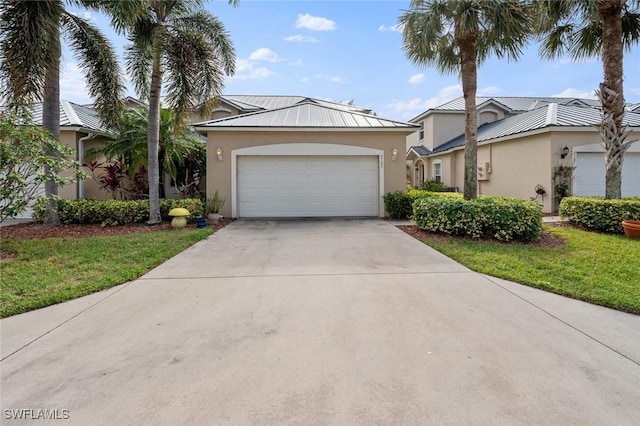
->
(195, 126), (418, 134)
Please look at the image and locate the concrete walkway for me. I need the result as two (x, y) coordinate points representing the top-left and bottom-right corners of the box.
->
(1, 218), (639, 425)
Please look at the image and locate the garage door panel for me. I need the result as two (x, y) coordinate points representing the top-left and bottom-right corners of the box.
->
(575, 152), (640, 197)
(238, 155), (378, 217)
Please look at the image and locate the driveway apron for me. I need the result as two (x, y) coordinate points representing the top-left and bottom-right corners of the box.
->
(1, 218), (639, 425)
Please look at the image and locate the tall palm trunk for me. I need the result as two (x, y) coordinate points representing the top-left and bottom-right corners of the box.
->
(42, 31), (62, 226)
(458, 28), (479, 200)
(147, 46), (163, 225)
(599, 0), (626, 199)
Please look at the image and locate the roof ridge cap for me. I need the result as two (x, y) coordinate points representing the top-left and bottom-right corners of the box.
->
(545, 103), (558, 126)
(61, 100), (82, 126)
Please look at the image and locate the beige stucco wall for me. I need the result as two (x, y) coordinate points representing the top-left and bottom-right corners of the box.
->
(205, 130), (409, 218)
(58, 130), (79, 200)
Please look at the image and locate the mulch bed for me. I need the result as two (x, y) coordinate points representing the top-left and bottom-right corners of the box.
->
(0, 220), (230, 261)
(397, 224), (566, 248)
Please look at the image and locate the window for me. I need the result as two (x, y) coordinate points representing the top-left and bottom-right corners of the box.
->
(419, 122), (424, 141)
(433, 161), (441, 183)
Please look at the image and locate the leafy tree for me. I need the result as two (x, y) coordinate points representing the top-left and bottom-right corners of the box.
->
(399, 0), (531, 200)
(0, 114), (84, 222)
(534, 0), (640, 199)
(0, 0), (125, 225)
(86, 107), (206, 199)
(113, 0), (236, 224)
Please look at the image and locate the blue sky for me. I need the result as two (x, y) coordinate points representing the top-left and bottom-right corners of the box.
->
(62, 0), (640, 121)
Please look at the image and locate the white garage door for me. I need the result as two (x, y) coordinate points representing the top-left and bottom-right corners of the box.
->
(238, 155), (379, 217)
(574, 152), (640, 197)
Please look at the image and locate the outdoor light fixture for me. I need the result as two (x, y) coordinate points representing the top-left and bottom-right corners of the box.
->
(560, 146), (570, 159)
(216, 147), (223, 161)
(392, 148), (398, 161)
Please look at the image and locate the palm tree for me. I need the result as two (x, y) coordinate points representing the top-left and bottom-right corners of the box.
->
(0, 1), (125, 225)
(119, 0), (236, 224)
(399, 0), (531, 200)
(86, 106), (206, 198)
(534, 0), (640, 199)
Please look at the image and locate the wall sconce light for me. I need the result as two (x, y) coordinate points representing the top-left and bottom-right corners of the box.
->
(216, 147), (223, 161)
(392, 148), (398, 161)
(560, 146), (570, 159)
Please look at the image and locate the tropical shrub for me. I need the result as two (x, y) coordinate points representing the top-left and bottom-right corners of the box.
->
(559, 196), (640, 234)
(420, 179), (447, 192)
(0, 114), (84, 222)
(383, 191), (413, 219)
(32, 198), (204, 227)
(413, 195), (542, 242)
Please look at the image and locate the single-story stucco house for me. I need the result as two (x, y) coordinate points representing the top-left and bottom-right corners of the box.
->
(5, 95), (417, 219)
(194, 97), (418, 218)
(406, 96), (640, 213)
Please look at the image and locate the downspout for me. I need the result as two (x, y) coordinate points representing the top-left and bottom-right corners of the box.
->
(77, 134), (92, 199)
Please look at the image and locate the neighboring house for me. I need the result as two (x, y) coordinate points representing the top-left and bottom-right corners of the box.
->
(407, 96), (640, 213)
(194, 100), (417, 218)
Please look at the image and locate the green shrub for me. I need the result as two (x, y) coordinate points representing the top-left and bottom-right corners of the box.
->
(383, 191), (413, 219)
(420, 180), (447, 192)
(408, 188), (463, 201)
(559, 196), (640, 233)
(32, 198), (204, 227)
(413, 195), (542, 242)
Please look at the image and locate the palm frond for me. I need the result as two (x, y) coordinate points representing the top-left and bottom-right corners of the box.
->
(61, 12), (124, 128)
(176, 12), (236, 75)
(0, 0), (63, 111)
(124, 15), (157, 101)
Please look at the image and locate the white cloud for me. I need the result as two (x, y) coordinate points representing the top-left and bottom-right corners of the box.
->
(300, 77), (310, 83)
(289, 59), (304, 67)
(232, 59), (276, 80)
(629, 87), (640, 96)
(386, 85), (462, 119)
(315, 74), (347, 84)
(478, 86), (501, 96)
(284, 34), (319, 43)
(59, 62), (92, 104)
(248, 48), (281, 62)
(378, 24), (402, 32)
(71, 11), (96, 22)
(551, 87), (596, 99)
(296, 13), (336, 31)
(408, 73), (425, 84)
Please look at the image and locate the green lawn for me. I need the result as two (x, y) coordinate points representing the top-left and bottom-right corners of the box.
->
(0, 228), (211, 318)
(420, 226), (640, 314)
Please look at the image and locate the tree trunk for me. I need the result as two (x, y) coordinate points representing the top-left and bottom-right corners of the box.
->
(458, 30), (479, 200)
(42, 31), (62, 226)
(147, 47), (163, 225)
(599, 0), (625, 199)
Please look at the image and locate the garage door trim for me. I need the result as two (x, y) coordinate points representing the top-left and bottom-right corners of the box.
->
(231, 143), (385, 218)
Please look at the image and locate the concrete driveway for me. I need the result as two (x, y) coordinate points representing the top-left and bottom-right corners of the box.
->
(1, 218), (639, 425)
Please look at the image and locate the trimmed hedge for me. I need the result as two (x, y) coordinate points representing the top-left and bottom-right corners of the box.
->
(559, 196), (640, 234)
(408, 188), (463, 201)
(413, 195), (543, 242)
(32, 198), (204, 227)
(383, 191), (413, 219)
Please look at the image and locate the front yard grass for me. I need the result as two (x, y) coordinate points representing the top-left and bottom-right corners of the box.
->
(420, 226), (640, 314)
(0, 228), (212, 318)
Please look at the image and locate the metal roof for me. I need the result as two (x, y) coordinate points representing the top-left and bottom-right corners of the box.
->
(410, 96), (607, 122)
(2, 100), (108, 132)
(429, 103), (640, 155)
(222, 95), (371, 114)
(196, 101), (417, 130)
(409, 145), (431, 156)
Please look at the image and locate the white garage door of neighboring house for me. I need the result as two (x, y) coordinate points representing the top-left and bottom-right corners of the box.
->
(238, 155), (379, 217)
(574, 152), (640, 197)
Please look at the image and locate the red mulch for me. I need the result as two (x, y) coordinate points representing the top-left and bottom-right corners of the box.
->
(397, 224), (565, 248)
(0, 220), (230, 261)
